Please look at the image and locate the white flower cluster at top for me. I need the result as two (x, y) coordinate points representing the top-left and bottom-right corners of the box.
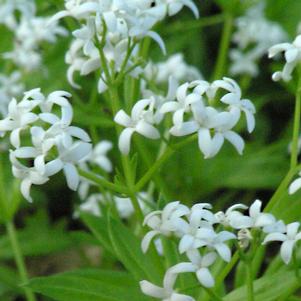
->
(115, 77), (256, 159)
(230, 2), (287, 77)
(0, 89), (92, 202)
(1, 0), (67, 71)
(49, 0), (198, 92)
(140, 200), (301, 300)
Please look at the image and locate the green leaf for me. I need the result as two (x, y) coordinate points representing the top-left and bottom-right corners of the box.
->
(224, 269), (300, 301)
(80, 212), (115, 255)
(0, 211), (86, 260)
(108, 215), (164, 282)
(26, 269), (151, 301)
(0, 265), (21, 297)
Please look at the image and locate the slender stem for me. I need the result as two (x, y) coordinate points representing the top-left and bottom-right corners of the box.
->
(109, 87), (144, 222)
(6, 221), (36, 301)
(163, 14), (225, 34)
(246, 261), (254, 301)
(135, 135), (198, 191)
(215, 251), (239, 288)
(202, 287), (223, 301)
(79, 169), (129, 194)
(121, 155), (144, 223)
(212, 13), (233, 81)
(290, 75), (301, 169)
(264, 168), (296, 213)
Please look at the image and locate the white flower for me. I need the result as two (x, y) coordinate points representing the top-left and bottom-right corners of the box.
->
(5, 14), (66, 71)
(171, 105), (244, 159)
(169, 250), (217, 287)
(4, 88), (92, 201)
(215, 204), (248, 227)
(268, 35), (301, 82)
(213, 77), (256, 133)
(53, 140), (92, 191)
(9, 151), (50, 202)
(263, 222), (301, 264)
(0, 72), (24, 117)
(194, 227), (236, 262)
(79, 193), (104, 216)
(178, 203), (216, 253)
(161, 81), (208, 126)
(141, 201), (190, 253)
(147, 53), (202, 84)
(114, 191), (153, 219)
(48, 0), (100, 23)
(114, 98), (160, 155)
(289, 172), (301, 195)
(229, 199), (275, 230)
(140, 269), (195, 301)
(229, 49), (260, 77)
(0, 89), (43, 147)
(230, 2), (287, 77)
(0, 0), (35, 29)
(157, 0), (199, 18)
(85, 140), (113, 172)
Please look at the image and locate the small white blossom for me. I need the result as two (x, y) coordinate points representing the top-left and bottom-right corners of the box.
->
(141, 201), (190, 253)
(114, 99), (160, 155)
(263, 222), (301, 264)
(145, 53), (202, 84)
(230, 2), (287, 77)
(229, 199), (275, 230)
(194, 227), (236, 262)
(268, 35), (301, 82)
(178, 203), (216, 254)
(1, 88), (92, 202)
(169, 250), (217, 287)
(0, 72), (24, 118)
(215, 204), (248, 227)
(79, 193), (104, 216)
(140, 268), (195, 301)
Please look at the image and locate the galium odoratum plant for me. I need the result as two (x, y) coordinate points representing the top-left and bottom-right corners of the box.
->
(2, 1), (301, 301)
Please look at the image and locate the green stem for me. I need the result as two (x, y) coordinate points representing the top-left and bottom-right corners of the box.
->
(202, 287), (223, 301)
(135, 135), (198, 191)
(109, 87), (144, 222)
(79, 169), (129, 194)
(163, 14), (225, 34)
(6, 221), (36, 301)
(212, 13), (233, 80)
(246, 261), (254, 301)
(215, 251), (239, 288)
(121, 155), (144, 223)
(264, 168), (296, 213)
(290, 75), (301, 169)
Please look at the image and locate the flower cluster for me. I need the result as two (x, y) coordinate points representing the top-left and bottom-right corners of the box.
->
(268, 34), (301, 82)
(230, 2), (287, 77)
(2, 0), (67, 71)
(0, 0), (35, 29)
(140, 200), (301, 300)
(79, 190), (153, 219)
(0, 88), (92, 202)
(144, 53), (202, 85)
(115, 77), (256, 158)
(50, 0), (198, 92)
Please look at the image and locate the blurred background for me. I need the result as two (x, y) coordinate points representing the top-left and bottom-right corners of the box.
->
(1, 0), (301, 299)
